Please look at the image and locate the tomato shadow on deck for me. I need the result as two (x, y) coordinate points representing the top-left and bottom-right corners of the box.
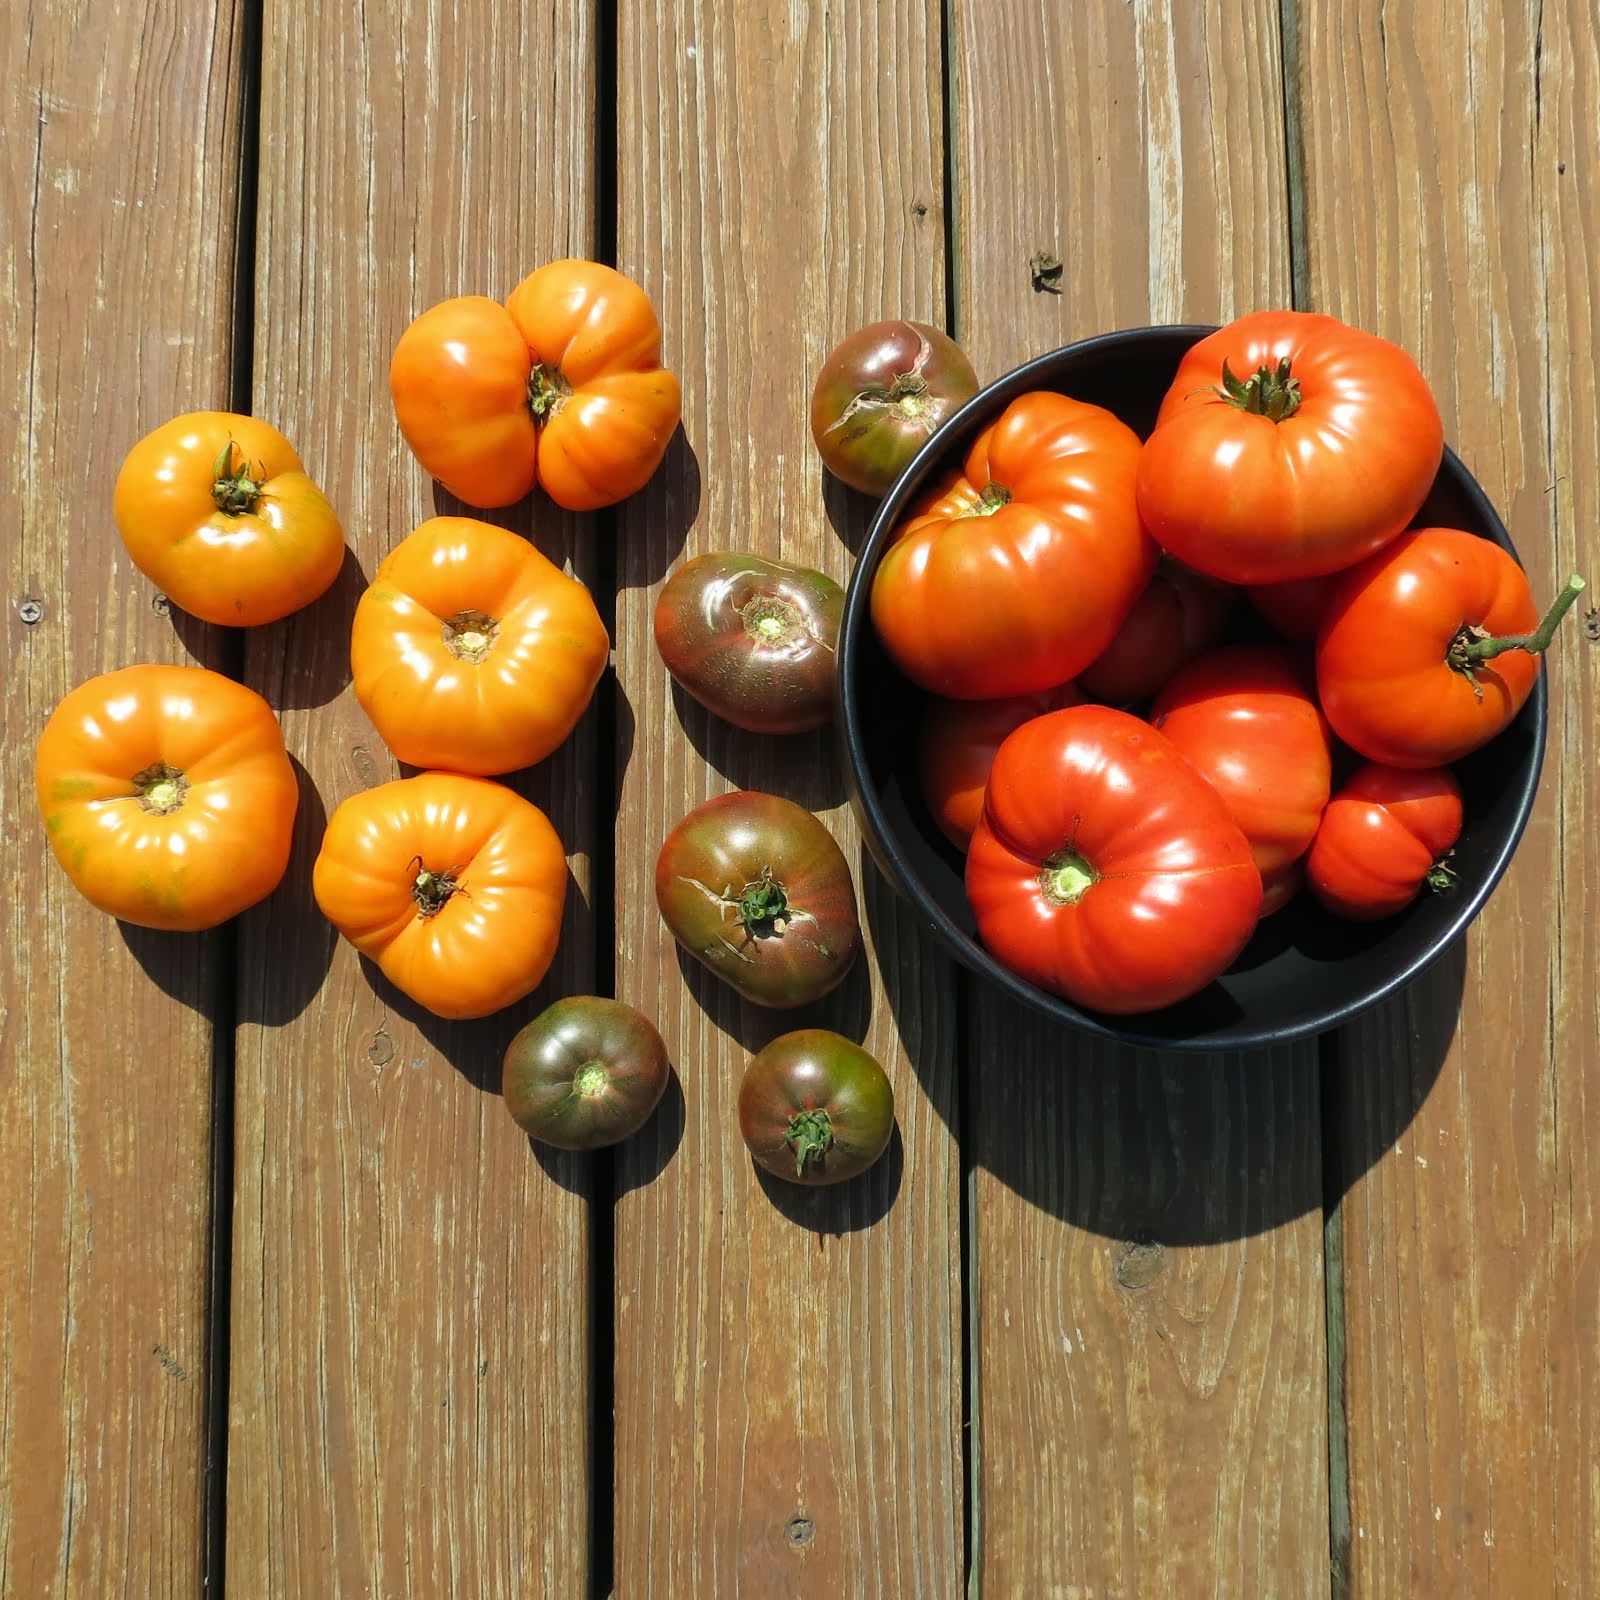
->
(865, 848), (1467, 1247)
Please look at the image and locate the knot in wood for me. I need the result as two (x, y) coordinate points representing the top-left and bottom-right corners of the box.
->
(785, 1516), (815, 1548)
(1114, 1232), (1166, 1291)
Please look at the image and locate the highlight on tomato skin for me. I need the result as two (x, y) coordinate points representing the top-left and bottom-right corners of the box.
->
(34, 663), (300, 931)
(1305, 762), (1464, 922)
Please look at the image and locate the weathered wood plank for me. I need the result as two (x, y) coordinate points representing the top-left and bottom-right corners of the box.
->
(228, 3), (599, 1592)
(950, 1), (1332, 1590)
(1298, 0), (1600, 1588)
(611, 2), (964, 1593)
(0, 2), (247, 1593)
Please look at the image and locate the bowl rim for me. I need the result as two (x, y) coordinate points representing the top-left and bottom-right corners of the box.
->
(836, 322), (1550, 1051)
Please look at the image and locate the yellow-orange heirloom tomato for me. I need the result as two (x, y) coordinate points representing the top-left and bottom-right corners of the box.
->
(35, 663), (298, 930)
(312, 771), (567, 1020)
(389, 259), (682, 511)
(350, 516), (610, 776)
(113, 412), (345, 626)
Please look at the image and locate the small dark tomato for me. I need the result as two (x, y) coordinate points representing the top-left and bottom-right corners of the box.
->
(738, 1029), (894, 1185)
(653, 551), (844, 735)
(1076, 556), (1237, 706)
(655, 791), (860, 1008)
(502, 996), (670, 1150)
(809, 319), (980, 497)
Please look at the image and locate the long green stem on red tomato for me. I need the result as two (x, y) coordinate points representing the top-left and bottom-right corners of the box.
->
(1451, 573), (1587, 667)
(785, 1109), (835, 1177)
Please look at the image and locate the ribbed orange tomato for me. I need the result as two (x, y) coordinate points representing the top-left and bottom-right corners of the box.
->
(389, 260), (681, 511)
(113, 412), (345, 626)
(350, 516), (609, 776)
(312, 772), (567, 1020)
(870, 391), (1155, 699)
(35, 663), (298, 930)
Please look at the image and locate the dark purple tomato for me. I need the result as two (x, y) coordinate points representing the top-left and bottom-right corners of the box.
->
(738, 1029), (894, 1185)
(809, 320), (980, 497)
(502, 996), (670, 1150)
(654, 791), (860, 1008)
(653, 551), (844, 734)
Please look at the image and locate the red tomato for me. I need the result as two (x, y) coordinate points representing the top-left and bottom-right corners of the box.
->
(1150, 644), (1332, 895)
(870, 391), (1156, 699)
(917, 681), (1081, 851)
(1076, 557), (1236, 705)
(966, 706), (1262, 1014)
(1316, 527), (1585, 766)
(1136, 311), (1443, 583)
(1306, 764), (1464, 921)
(1246, 572), (1341, 643)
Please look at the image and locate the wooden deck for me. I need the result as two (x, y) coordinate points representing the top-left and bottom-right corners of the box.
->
(4, 0), (1597, 1594)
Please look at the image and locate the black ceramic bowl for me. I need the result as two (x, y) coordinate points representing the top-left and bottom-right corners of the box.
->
(838, 325), (1548, 1050)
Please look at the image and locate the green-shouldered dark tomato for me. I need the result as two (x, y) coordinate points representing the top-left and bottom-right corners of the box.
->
(654, 791), (860, 1008)
(653, 551), (843, 734)
(738, 1029), (894, 1185)
(809, 319), (979, 497)
(502, 996), (670, 1150)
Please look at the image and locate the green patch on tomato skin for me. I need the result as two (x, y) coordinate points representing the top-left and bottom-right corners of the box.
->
(50, 775), (99, 801)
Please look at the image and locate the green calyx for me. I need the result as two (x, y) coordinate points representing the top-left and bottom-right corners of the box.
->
(785, 1108), (835, 1177)
(735, 868), (793, 937)
(134, 761), (187, 816)
(212, 439), (266, 515)
(527, 363), (572, 420)
(412, 863), (463, 918)
(573, 1060), (610, 1099)
(1214, 357), (1303, 422)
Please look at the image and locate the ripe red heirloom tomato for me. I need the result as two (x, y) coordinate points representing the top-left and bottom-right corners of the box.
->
(653, 551), (843, 734)
(1136, 311), (1444, 584)
(809, 320), (979, 497)
(1150, 644), (1332, 912)
(918, 680), (1082, 851)
(35, 663), (298, 931)
(871, 391), (1156, 699)
(966, 706), (1262, 1014)
(502, 997), (670, 1150)
(655, 792), (860, 1008)
(113, 411), (345, 626)
(1306, 764), (1464, 921)
(312, 771), (567, 1020)
(1316, 527), (1586, 766)
(350, 515), (609, 775)
(738, 1030), (894, 1185)
(1076, 556), (1236, 705)
(389, 259), (681, 511)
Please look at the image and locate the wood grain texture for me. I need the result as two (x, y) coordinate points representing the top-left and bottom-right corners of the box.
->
(611, 2), (964, 1593)
(228, 2), (599, 1593)
(0, 3), (246, 1594)
(1298, 0), (1600, 1589)
(951, 1), (1332, 1591)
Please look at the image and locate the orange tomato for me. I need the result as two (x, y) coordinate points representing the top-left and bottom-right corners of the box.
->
(113, 412), (345, 626)
(312, 772), (567, 1020)
(870, 391), (1156, 699)
(35, 663), (298, 930)
(350, 516), (609, 775)
(389, 260), (681, 512)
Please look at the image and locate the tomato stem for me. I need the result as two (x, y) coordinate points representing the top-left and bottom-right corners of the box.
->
(412, 863), (464, 918)
(527, 363), (572, 420)
(1040, 849), (1098, 906)
(133, 761), (187, 815)
(1211, 357), (1303, 422)
(784, 1108), (835, 1177)
(442, 608), (501, 662)
(1426, 858), (1459, 893)
(211, 439), (265, 515)
(1451, 573), (1587, 669)
(973, 483), (1011, 516)
(740, 594), (802, 648)
(735, 868), (793, 937)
